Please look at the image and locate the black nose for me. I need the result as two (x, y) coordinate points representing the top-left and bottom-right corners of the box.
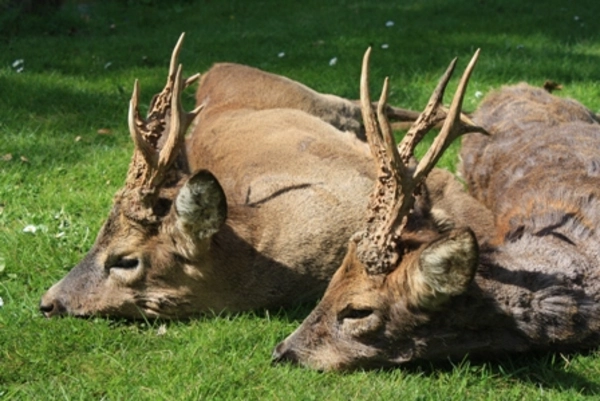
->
(272, 342), (299, 365)
(39, 298), (65, 318)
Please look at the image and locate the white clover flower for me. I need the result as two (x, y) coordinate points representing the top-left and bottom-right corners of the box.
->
(23, 225), (37, 234)
(11, 59), (24, 73)
(385, 21), (394, 27)
(381, 44), (389, 49)
(475, 91), (483, 99)
(277, 52), (285, 58)
(329, 57), (338, 66)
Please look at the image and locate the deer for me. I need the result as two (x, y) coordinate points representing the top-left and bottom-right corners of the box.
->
(39, 34), (477, 319)
(272, 51), (600, 371)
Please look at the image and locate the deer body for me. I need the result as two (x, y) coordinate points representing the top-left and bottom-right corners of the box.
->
(39, 38), (380, 318)
(459, 83), (600, 353)
(273, 60), (600, 370)
(180, 107), (375, 311)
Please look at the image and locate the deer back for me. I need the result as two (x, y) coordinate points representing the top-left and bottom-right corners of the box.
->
(190, 62), (366, 138)
(461, 83), (600, 238)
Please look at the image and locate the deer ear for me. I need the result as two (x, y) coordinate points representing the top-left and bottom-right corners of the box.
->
(175, 170), (227, 240)
(413, 228), (478, 310)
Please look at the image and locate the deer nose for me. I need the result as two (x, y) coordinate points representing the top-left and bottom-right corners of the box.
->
(39, 297), (66, 318)
(272, 341), (299, 365)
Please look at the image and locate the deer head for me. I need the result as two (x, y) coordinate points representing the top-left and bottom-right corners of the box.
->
(272, 48), (483, 371)
(40, 34), (229, 318)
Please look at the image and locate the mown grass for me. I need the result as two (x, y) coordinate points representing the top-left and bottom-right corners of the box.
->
(1, 0), (600, 399)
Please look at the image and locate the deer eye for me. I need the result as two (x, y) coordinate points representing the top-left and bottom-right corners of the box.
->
(339, 307), (374, 321)
(107, 257), (139, 270)
(339, 306), (382, 337)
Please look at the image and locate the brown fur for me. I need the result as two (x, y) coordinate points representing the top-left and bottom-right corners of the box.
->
(273, 83), (600, 371)
(191, 63), (366, 139)
(461, 83), (600, 351)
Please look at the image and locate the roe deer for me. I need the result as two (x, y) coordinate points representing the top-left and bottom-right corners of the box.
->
(271, 48), (486, 370)
(272, 57), (600, 370)
(39, 34), (462, 319)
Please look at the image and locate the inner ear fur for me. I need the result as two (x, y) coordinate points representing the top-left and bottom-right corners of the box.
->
(411, 228), (479, 310)
(175, 169), (227, 240)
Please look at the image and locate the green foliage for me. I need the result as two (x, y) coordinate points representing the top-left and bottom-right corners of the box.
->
(1, 0), (600, 399)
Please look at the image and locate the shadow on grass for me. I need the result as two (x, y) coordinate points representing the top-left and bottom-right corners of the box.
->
(399, 350), (600, 396)
(0, 76), (128, 162)
(99, 301), (318, 330)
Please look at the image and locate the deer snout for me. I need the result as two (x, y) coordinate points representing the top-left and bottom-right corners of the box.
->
(271, 341), (299, 365)
(39, 294), (66, 318)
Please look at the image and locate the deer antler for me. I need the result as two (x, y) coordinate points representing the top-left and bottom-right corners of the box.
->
(120, 33), (202, 223)
(355, 48), (482, 274)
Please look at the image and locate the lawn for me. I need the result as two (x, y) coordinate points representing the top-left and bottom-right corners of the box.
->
(1, 0), (600, 399)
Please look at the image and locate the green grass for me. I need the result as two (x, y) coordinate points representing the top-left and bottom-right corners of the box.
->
(1, 0), (600, 399)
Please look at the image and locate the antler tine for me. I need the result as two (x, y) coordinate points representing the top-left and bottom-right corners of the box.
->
(168, 33), (186, 79)
(153, 35), (203, 187)
(361, 49), (407, 178)
(184, 75), (205, 129)
(128, 79), (156, 166)
(396, 57), (457, 164)
(155, 69), (204, 172)
(156, 63), (184, 173)
(184, 73), (201, 89)
(377, 78), (404, 173)
(413, 49), (481, 183)
(360, 48), (384, 158)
